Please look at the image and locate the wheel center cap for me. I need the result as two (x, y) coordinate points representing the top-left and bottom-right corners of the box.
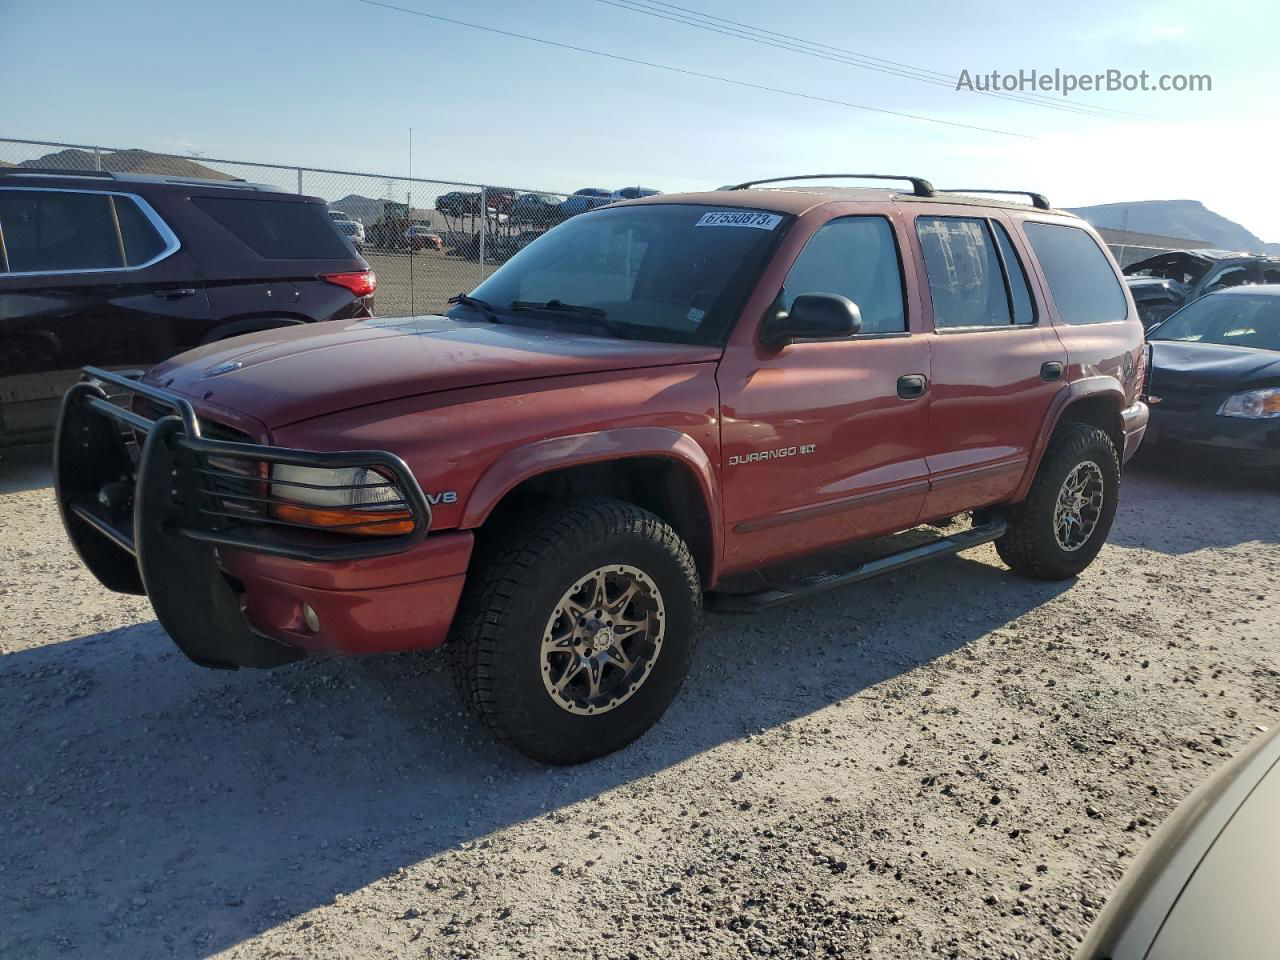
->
(590, 625), (615, 653)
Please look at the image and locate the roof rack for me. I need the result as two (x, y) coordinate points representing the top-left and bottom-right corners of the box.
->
(0, 167), (116, 178)
(728, 174), (935, 198)
(937, 189), (1051, 210)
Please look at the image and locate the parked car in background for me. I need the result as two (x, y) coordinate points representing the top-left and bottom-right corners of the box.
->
(485, 188), (517, 213)
(54, 174), (1146, 763)
(436, 188), (517, 218)
(1123, 249), (1280, 329)
(404, 224), (443, 251)
(558, 187), (615, 218)
(510, 192), (563, 225)
(334, 217), (365, 249)
(1078, 726), (1280, 959)
(0, 169), (374, 445)
(327, 209), (354, 222)
(613, 186), (662, 200)
(1142, 286), (1280, 474)
(436, 190), (482, 217)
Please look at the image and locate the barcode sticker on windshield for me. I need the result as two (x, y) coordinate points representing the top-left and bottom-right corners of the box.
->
(695, 211), (783, 230)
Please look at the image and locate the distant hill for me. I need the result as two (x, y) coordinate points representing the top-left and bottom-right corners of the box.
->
(327, 194), (391, 225)
(16, 148), (234, 181)
(1069, 199), (1280, 255)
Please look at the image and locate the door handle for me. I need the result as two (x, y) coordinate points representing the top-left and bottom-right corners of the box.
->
(897, 374), (927, 399)
(154, 288), (197, 299)
(1041, 361), (1064, 382)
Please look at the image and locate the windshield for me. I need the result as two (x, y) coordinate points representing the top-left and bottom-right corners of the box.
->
(1150, 293), (1280, 351)
(460, 204), (788, 344)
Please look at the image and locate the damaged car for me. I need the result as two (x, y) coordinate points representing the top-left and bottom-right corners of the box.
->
(1124, 249), (1280, 329)
(1142, 285), (1280, 475)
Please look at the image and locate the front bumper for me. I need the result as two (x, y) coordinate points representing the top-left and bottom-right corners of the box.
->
(54, 367), (452, 669)
(1121, 400), (1150, 464)
(1143, 405), (1280, 468)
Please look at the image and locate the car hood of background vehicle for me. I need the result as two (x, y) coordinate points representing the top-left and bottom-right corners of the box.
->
(146, 315), (722, 428)
(1149, 339), (1280, 389)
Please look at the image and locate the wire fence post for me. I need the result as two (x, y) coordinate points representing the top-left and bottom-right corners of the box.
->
(93, 147), (102, 171)
(479, 187), (487, 272)
(296, 167), (303, 195)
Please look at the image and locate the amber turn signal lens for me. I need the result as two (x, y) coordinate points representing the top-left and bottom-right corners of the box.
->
(272, 502), (413, 536)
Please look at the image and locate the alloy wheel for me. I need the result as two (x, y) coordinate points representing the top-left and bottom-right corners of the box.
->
(539, 564), (665, 715)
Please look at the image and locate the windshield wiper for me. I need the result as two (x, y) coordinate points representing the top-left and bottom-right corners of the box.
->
(448, 293), (501, 323)
(509, 299), (634, 338)
(511, 299), (608, 318)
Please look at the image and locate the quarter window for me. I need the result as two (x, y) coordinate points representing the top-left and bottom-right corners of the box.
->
(1023, 222), (1127, 325)
(0, 190), (170, 274)
(780, 216), (906, 334)
(992, 221), (1036, 325)
(193, 196), (354, 260)
(916, 216), (1017, 328)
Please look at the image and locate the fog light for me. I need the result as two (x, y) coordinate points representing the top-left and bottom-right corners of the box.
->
(301, 603), (320, 633)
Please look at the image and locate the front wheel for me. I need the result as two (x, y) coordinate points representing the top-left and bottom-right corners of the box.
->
(995, 423), (1120, 580)
(451, 498), (701, 764)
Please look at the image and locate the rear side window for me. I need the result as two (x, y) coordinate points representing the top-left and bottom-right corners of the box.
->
(0, 190), (174, 274)
(193, 196), (353, 259)
(0, 190), (121, 273)
(916, 216), (1013, 328)
(1023, 222), (1127, 324)
(781, 216), (905, 333)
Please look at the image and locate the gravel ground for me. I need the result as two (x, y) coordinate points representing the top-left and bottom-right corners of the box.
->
(1, 447), (1277, 960)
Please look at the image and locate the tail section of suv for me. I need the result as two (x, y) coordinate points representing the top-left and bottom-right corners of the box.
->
(53, 174), (1146, 764)
(0, 169), (374, 445)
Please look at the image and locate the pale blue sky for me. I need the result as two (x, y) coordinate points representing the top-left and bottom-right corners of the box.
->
(4, 0), (1277, 239)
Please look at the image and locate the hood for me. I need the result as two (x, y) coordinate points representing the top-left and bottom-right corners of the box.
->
(1149, 339), (1280, 389)
(147, 315), (721, 428)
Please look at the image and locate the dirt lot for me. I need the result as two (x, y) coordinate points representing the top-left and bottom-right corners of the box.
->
(363, 249), (498, 317)
(1, 449), (1277, 960)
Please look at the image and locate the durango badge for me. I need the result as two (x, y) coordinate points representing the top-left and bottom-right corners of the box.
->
(728, 444), (816, 466)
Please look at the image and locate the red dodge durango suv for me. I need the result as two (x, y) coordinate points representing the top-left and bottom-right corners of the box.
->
(55, 175), (1148, 763)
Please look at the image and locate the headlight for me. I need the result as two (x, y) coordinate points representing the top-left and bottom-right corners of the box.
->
(269, 465), (411, 536)
(1218, 387), (1280, 419)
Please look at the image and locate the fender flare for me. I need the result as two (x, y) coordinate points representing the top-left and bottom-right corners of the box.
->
(460, 426), (723, 583)
(200, 316), (307, 345)
(1013, 376), (1127, 501)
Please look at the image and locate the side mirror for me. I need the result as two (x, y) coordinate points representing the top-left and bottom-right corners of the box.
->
(761, 293), (862, 346)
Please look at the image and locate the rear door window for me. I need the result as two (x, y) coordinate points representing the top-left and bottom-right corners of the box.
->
(0, 189), (122, 273)
(781, 216), (906, 333)
(1023, 222), (1128, 324)
(193, 196), (353, 259)
(916, 216), (1013, 328)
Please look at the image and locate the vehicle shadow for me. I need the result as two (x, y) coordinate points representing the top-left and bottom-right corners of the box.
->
(0, 551), (1068, 959)
(0, 443), (52, 495)
(1115, 456), (1280, 555)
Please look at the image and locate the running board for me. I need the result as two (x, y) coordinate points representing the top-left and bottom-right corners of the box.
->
(705, 518), (1008, 614)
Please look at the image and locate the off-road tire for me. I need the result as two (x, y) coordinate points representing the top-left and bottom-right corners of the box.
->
(451, 498), (701, 764)
(995, 423), (1120, 580)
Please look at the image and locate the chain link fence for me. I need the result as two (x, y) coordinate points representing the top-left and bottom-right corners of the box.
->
(0, 137), (589, 316)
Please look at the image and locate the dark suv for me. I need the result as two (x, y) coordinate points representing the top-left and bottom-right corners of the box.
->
(0, 169), (374, 445)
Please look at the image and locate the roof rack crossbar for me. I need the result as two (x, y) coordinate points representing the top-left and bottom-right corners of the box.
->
(938, 188), (1051, 210)
(0, 167), (116, 178)
(729, 174), (935, 198)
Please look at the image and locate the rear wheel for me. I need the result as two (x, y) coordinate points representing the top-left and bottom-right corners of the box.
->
(452, 498), (701, 764)
(996, 423), (1120, 580)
